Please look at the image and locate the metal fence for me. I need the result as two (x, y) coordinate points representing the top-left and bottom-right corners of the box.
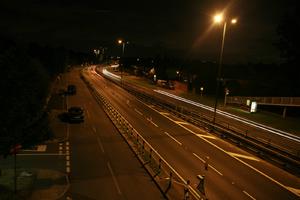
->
(227, 96), (300, 107)
(81, 71), (205, 200)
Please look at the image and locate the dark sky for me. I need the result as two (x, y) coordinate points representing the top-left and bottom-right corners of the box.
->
(0, 0), (293, 63)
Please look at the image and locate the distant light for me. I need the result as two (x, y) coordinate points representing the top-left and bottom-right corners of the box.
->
(176, 71), (179, 75)
(214, 14), (223, 23)
(246, 99), (251, 106)
(118, 39), (123, 44)
(250, 101), (257, 113)
(200, 87), (204, 91)
(231, 19), (237, 24)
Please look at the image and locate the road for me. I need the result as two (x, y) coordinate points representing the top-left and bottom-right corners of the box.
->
(65, 68), (164, 199)
(101, 67), (300, 158)
(85, 66), (300, 200)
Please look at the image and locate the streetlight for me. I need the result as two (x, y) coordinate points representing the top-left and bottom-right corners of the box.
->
(200, 87), (204, 97)
(224, 88), (229, 107)
(212, 13), (237, 125)
(117, 39), (129, 86)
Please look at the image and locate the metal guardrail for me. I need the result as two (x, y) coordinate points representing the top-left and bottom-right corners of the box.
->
(95, 68), (300, 176)
(81, 71), (205, 200)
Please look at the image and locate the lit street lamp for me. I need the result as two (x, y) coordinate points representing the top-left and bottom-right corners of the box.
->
(212, 13), (237, 125)
(200, 87), (204, 97)
(117, 39), (129, 86)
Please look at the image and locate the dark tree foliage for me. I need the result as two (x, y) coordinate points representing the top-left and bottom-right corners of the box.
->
(0, 37), (90, 157)
(276, 4), (300, 96)
(0, 39), (51, 156)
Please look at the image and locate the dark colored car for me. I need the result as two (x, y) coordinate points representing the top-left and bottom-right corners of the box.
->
(67, 84), (76, 95)
(67, 106), (84, 123)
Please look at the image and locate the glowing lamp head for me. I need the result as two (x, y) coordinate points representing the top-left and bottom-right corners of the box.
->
(231, 18), (237, 24)
(118, 39), (123, 44)
(214, 14), (223, 23)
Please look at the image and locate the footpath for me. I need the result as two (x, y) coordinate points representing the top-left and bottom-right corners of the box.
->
(0, 73), (70, 200)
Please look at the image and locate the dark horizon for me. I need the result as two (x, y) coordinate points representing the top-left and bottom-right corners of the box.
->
(1, 0), (296, 64)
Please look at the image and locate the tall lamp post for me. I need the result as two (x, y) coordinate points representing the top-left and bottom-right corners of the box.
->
(212, 13), (237, 125)
(117, 39), (129, 86)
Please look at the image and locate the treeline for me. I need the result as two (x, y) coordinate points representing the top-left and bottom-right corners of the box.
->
(0, 37), (92, 157)
(121, 56), (299, 97)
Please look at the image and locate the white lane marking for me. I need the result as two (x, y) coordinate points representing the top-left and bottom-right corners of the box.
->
(97, 137), (105, 153)
(151, 121), (159, 127)
(59, 143), (63, 146)
(59, 146), (63, 150)
(134, 108), (143, 116)
(164, 132), (182, 146)
(92, 127), (97, 133)
(66, 146), (69, 151)
(143, 102), (292, 193)
(17, 153), (66, 156)
(107, 162), (122, 195)
(59, 151), (63, 155)
(193, 153), (223, 176)
(243, 190), (256, 200)
(147, 118), (158, 127)
(208, 164), (223, 176)
(66, 155), (70, 161)
(193, 152), (205, 163)
(66, 161), (70, 166)
(66, 167), (71, 173)
(227, 152), (260, 162)
(66, 151), (70, 156)
(66, 141), (69, 146)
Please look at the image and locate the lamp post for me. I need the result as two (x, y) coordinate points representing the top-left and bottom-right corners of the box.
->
(200, 87), (204, 97)
(117, 39), (129, 85)
(212, 13), (237, 125)
(224, 88), (229, 107)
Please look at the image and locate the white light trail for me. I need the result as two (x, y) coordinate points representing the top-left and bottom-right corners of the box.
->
(154, 90), (300, 143)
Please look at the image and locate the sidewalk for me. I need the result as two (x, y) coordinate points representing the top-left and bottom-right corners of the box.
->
(0, 73), (70, 200)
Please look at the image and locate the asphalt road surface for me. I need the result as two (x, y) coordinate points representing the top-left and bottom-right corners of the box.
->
(64, 68), (164, 200)
(84, 66), (300, 200)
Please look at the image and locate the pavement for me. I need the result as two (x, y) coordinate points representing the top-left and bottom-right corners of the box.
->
(0, 73), (69, 200)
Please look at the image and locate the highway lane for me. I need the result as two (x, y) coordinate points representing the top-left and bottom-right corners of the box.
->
(65, 69), (164, 199)
(86, 67), (300, 200)
(101, 66), (300, 157)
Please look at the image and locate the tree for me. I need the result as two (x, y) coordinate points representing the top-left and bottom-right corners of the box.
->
(276, 4), (300, 96)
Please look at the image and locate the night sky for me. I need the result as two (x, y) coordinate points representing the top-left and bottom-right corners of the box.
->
(0, 0), (292, 63)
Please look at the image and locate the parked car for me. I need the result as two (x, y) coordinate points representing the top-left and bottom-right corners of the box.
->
(67, 84), (76, 95)
(67, 106), (84, 123)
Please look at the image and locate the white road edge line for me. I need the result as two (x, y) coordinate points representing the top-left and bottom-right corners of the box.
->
(243, 190), (256, 200)
(164, 131), (182, 146)
(107, 162), (122, 195)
